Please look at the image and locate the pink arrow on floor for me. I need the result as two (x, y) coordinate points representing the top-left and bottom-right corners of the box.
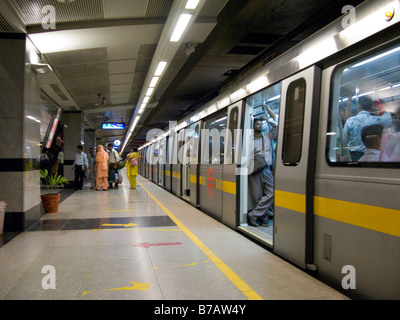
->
(134, 242), (182, 249)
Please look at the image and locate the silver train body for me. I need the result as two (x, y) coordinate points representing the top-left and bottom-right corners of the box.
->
(138, 0), (400, 299)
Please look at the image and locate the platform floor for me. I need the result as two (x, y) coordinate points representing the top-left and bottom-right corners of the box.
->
(0, 170), (349, 300)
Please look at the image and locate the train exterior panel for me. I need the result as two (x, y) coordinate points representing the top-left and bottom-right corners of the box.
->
(137, 0), (400, 299)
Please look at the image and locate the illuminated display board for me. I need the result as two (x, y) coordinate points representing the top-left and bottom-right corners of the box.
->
(101, 122), (126, 130)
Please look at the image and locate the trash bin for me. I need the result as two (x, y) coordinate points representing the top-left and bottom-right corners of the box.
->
(0, 201), (7, 236)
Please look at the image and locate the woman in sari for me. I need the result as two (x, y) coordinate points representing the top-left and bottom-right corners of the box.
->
(125, 147), (139, 189)
(95, 145), (109, 191)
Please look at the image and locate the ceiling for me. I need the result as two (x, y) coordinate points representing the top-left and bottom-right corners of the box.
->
(0, 0), (364, 151)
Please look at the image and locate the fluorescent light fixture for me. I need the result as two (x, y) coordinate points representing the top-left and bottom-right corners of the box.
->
(28, 63), (53, 74)
(26, 115), (41, 123)
(146, 88), (154, 96)
(149, 76), (160, 88)
(351, 46), (400, 68)
(185, 0), (200, 9)
(143, 96), (150, 103)
(267, 95), (281, 102)
(358, 91), (375, 97)
(154, 61), (167, 76)
(170, 14), (192, 42)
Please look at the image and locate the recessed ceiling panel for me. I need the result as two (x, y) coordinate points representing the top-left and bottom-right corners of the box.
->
(107, 44), (139, 60)
(103, 0), (148, 19)
(109, 60), (136, 74)
(45, 47), (108, 66)
(11, 0), (104, 26)
(111, 84), (132, 92)
(109, 73), (134, 85)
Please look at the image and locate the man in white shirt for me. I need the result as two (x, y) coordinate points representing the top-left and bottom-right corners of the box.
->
(72, 145), (89, 190)
(107, 143), (120, 189)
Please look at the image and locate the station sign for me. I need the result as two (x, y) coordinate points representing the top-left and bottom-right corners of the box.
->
(101, 122), (126, 130)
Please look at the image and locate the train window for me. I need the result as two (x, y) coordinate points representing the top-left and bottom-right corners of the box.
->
(226, 107), (239, 164)
(282, 78), (306, 165)
(328, 44), (400, 165)
(202, 112), (227, 164)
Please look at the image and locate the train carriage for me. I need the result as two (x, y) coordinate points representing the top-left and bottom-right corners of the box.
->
(138, 0), (400, 299)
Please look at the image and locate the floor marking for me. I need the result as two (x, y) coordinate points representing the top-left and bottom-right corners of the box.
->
(153, 260), (209, 270)
(83, 281), (151, 296)
(134, 242), (182, 248)
(92, 228), (182, 232)
(102, 281), (151, 292)
(137, 180), (263, 300)
(101, 223), (138, 228)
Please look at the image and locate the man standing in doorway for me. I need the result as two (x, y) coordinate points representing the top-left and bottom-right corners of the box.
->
(72, 145), (88, 190)
(248, 104), (278, 227)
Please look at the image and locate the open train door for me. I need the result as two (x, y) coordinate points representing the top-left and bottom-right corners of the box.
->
(274, 66), (321, 270)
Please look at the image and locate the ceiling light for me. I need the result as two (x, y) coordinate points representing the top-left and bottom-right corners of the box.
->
(146, 88), (154, 96)
(170, 14), (192, 42)
(185, 0), (200, 9)
(143, 97), (150, 103)
(149, 76), (160, 88)
(28, 63), (53, 74)
(154, 61), (167, 76)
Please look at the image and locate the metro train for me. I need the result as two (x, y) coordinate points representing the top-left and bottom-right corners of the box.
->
(136, 0), (400, 299)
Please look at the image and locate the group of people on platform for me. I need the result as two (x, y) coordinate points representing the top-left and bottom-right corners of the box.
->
(71, 143), (139, 191)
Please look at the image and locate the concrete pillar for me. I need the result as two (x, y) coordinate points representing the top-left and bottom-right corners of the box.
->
(84, 129), (96, 150)
(0, 33), (42, 231)
(61, 111), (84, 183)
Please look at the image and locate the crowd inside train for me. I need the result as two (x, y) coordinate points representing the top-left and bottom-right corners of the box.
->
(338, 95), (400, 163)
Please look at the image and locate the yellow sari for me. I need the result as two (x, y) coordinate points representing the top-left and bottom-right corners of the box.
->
(125, 152), (138, 188)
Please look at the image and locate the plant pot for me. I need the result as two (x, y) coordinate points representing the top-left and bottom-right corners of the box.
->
(41, 193), (61, 213)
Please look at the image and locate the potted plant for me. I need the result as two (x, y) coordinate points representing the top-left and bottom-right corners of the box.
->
(40, 169), (69, 213)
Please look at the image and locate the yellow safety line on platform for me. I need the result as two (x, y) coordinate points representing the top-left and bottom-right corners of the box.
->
(137, 180), (263, 300)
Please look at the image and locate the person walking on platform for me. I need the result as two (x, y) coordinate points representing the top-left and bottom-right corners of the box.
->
(95, 145), (109, 191)
(107, 143), (120, 189)
(72, 145), (88, 190)
(125, 147), (139, 189)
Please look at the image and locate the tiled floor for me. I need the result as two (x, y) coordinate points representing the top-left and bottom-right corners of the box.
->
(0, 170), (349, 300)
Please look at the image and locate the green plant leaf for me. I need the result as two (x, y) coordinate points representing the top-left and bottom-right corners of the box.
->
(40, 170), (69, 186)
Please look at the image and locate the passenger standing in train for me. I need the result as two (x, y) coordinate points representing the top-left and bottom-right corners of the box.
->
(95, 145), (109, 191)
(107, 143), (120, 189)
(125, 147), (139, 189)
(247, 104), (278, 227)
(358, 124), (384, 162)
(388, 108), (400, 133)
(72, 145), (89, 190)
(380, 108), (400, 161)
(343, 96), (391, 162)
